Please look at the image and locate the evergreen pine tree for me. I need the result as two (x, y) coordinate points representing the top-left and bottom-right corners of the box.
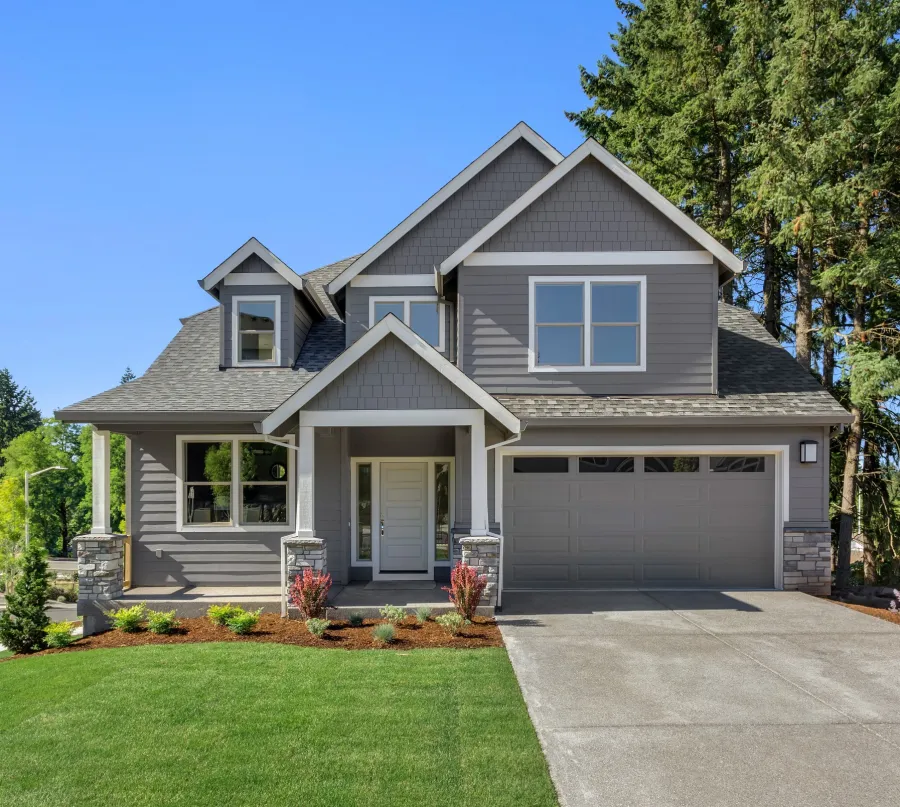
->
(0, 544), (50, 653)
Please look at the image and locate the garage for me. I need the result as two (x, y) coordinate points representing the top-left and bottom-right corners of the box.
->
(502, 453), (777, 589)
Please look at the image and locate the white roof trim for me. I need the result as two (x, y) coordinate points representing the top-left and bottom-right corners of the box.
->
(202, 237), (302, 292)
(326, 123), (564, 296)
(439, 140), (745, 275)
(260, 315), (521, 435)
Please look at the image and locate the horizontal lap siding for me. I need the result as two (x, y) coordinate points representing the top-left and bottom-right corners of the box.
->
(460, 264), (716, 394)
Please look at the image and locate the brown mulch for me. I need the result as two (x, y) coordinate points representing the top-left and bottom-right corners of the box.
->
(827, 598), (900, 627)
(3, 614), (503, 660)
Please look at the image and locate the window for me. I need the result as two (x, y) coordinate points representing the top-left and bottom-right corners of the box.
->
(579, 456), (635, 473)
(513, 457), (569, 474)
(435, 462), (450, 561)
(357, 463), (372, 561)
(178, 436), (293, 529)
(644, 456), (700, 473)
(711, 456), (766, 473)
(369, 296), (445, 351)
(233, 296), (280, 366)
(529, 277), (645, 372)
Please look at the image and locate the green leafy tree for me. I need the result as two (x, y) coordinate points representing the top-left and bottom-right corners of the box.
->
(0, 543), (50, 654)
(0, 478), (25, 593)
(0, 369), (41, 464)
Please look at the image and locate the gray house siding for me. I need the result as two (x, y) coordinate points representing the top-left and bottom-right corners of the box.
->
(233, 254), (277, 273)
(364, 139), (554, 276)
(314, 427), (345, 584)
(345, 286), (454, 359)
(304, 334), (478, 411)
(482, 156), (700, 252)
(458, 263), (717, 395)
(293, 289), (314, 356)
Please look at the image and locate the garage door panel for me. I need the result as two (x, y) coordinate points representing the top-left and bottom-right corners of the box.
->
(642, 533), (702, 553)
(644, 507), (702, 529)
(575, 482), (637, 503)
(507, 508), (572, 533)
(578, 508), (637, 529)
(509, 481), (571, 506)
(644, 563), (702, 583)
(509, 564), (571, 584)
(577, 534), (637, 553)
(510, 535), (571, 554)
(576, 564), (636, 583)
(645, 481), (705, 504)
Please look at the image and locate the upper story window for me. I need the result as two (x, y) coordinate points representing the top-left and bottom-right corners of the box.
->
(233, 296), (280, 366)
(528, 276), (646, 372)
(369, 296), (446, 352)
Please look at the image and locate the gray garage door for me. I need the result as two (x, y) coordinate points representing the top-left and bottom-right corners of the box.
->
(503, 454), (776, 589)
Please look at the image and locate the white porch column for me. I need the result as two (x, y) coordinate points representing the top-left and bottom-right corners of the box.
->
(470, 410), (489, 534)
(295, 425), (315, 537)
(90, 427), (111, 535)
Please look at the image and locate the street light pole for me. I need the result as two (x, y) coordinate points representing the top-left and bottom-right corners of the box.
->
(24, 466), (66, 549)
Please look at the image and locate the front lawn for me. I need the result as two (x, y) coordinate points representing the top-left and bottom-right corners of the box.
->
(0, 643), (557, 807)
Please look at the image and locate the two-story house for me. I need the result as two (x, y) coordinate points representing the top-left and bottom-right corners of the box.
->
(57, 123), (850, 631)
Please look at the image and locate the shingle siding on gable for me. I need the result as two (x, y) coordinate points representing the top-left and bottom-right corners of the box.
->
(232, 254), (277, 273)
(365, 140), (554, 275)
(482, 156), (700, 252)
(304, 334), (477, 411)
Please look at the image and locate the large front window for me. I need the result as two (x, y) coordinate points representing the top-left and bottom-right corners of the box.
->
(530, 277), (645, 371)
(370, 296), (445, 352)
(234, 296), (279, 365)
(180, 437), (292, 529)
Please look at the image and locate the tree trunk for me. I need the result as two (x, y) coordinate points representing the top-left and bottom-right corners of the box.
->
(822, 290), (835, 390)
(762, 212), (779, 338)
(795, 241), (813, 371)
(718, 138), (734, 305)
(861, 447), (878, 584)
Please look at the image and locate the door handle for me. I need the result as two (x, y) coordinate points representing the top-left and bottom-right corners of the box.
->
(380, 518), (385, 537)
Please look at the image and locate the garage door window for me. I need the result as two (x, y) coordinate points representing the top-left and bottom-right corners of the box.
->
(644, 456), (700, 473)
(513, 457), (569, 474)
(711, 456), (766, 473)
(578, 457), (634, 473)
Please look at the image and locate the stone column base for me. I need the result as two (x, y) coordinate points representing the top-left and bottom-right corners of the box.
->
(73, 533), (127, 635)
(282, 535), (328, 612)
(459, 536), (500, 607)
(784, 529), (832, 595)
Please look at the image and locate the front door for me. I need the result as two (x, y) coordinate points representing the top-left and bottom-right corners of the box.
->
(379, 462), (428, 573)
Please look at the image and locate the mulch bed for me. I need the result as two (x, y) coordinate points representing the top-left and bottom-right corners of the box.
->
(827, 598), (900, 627)
(3, 614), (503, 659)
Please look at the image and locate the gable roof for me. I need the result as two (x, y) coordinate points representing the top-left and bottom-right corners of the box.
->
(199, 237), (329, 319)
(326, 123), (564, 296)
(260, 314), (521, 434)
(439, 139), (745, 276)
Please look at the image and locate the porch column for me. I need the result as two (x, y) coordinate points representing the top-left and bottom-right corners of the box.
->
(470, 411), (489, 534)
(91, 427), (111, 535)
(295, 425), (315, 538)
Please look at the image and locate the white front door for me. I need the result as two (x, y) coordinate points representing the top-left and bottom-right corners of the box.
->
(379, 462), (428, 573)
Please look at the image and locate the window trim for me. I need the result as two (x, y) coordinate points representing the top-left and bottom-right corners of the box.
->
(368, 295), (446, 353)
(175, 434), (295, 532)
(232, 295), (281, 367)
(527, 276), (647, 372)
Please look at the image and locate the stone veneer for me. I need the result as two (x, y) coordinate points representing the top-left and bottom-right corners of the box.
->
(74, 534), (127, 635)
(282, 536), (328, 606)
(459, 536), (499, 607)
(783, 529), (832, 595)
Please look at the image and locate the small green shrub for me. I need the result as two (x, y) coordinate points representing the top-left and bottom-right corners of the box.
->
(226, 609), (262, 635)
(372, 623), (396, 645)
(49, 584), (78, 603)
(348, 611), (365, 627)
(0, 544), (51, 654)
(379, 605), (407, 624)
(44, 621), (77, 648)
(435, 612), (467, 636)
(306, 618), (330, 638)
(147, 610), (180, 635)
(108, 603), (146, 633)
(415, 606), (433, 624)
(207, 603), (245, 626)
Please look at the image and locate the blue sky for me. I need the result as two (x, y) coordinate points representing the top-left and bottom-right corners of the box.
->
(1, 1), (620, 415)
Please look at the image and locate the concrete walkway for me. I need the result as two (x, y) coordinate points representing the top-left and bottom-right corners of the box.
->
(498, 591), (900, 807)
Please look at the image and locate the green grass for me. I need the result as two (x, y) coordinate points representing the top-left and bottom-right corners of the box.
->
(0, 644), (557, 807)
(0, 650), (11, 660)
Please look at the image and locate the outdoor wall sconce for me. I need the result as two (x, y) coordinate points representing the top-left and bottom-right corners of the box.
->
(799, 440), (818, 463)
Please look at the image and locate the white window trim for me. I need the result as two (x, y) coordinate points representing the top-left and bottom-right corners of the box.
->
(175, 434), (296, 532)
(527, 275), (647, 373)
(350, 457), (455, 578)
(232, 295), (281, 367)
(368, 295), (446, 353)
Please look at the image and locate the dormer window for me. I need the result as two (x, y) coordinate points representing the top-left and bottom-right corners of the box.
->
(233, 296), (280, 366)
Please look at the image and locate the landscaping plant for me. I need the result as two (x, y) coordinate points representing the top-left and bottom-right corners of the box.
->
(347, 611), (364, 627)
(305, 618), (330, 638)
(435, 612), (466, 636)
(147, 609), (180, 635)
(108, 603), (146, 633)
(44, 621), (77, 648)
(371, 623), (395, 645)
(207, 603), (245, 626)
(889, 591), (900, 613)
(226, 608), (262, 635)
(415, 606), (432, 624)
(0, 544), (50, 653)
(288, 568), (332, 619)
(442, 561), (487, 620)
(379, 604), (406, 624)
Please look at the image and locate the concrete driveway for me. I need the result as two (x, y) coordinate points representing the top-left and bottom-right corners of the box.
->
(498, 591), (900, 807)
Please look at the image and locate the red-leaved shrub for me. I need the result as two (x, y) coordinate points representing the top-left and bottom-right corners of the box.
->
(442, 562), (487, 620)
(289, 569), (332, 619)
